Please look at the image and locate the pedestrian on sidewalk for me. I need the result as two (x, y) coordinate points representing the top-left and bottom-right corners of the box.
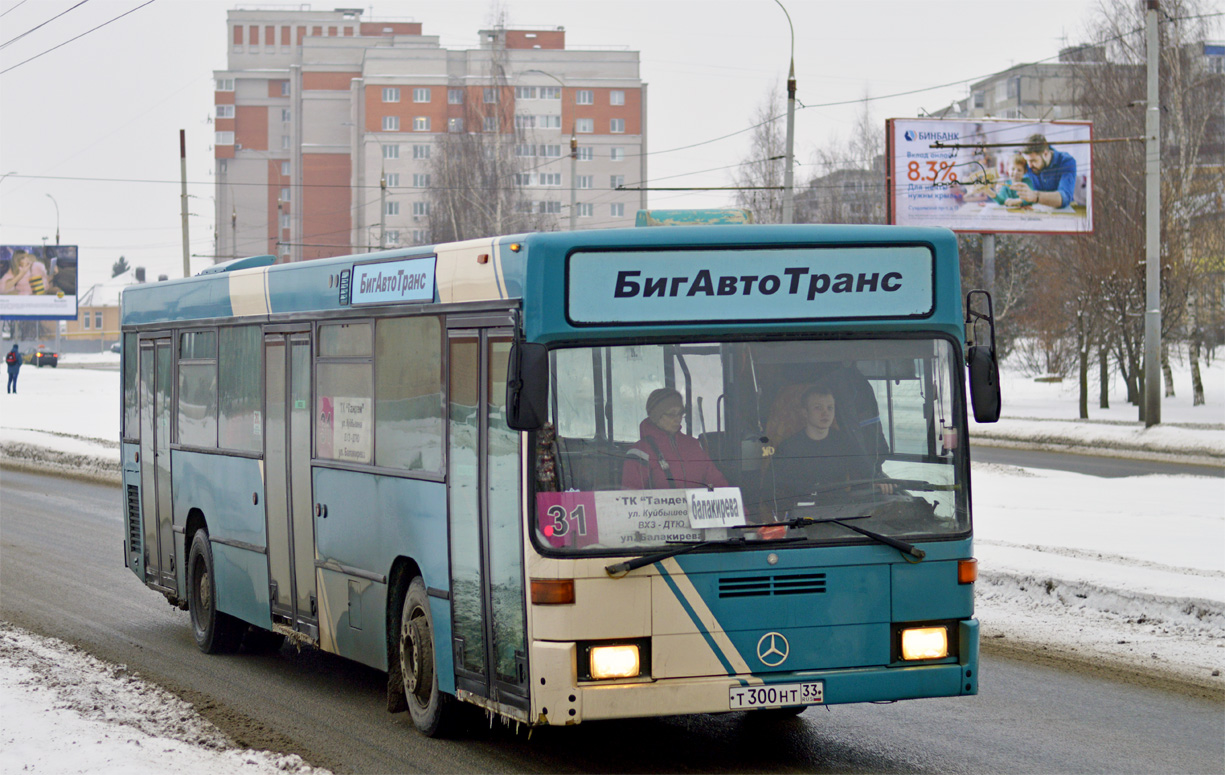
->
(6, 343), (22, 393)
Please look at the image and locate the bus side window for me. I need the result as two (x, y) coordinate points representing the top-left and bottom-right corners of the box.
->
(218, 325), (262, 452)
(375, 316), (444, 472)
(178, 330), (218, 448)
(316, 322), (373, 465)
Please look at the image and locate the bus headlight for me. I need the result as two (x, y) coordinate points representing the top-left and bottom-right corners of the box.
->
(589, 644), (641, 679)
(900, 626), (949, 660)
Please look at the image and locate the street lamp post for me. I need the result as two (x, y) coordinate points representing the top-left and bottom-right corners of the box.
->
(773, 0), (796, 224)
(523, 69), (576, 231)
(46, 194), (60, 245)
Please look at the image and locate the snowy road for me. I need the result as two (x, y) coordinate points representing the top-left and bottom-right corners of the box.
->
(2, 473), (1221, 774)
(1, 357), (1222, 771)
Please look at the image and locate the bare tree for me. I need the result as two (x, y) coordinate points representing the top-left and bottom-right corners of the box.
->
(731, 89), (787, 223)
(1056, 0), (1222, 412)
(426, 26), (555, 241)
(796, 97), (887, 225)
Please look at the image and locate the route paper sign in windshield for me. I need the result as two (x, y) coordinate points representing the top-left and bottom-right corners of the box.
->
(536, 488), (746, 550)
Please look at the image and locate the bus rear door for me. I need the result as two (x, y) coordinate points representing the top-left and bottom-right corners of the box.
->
(264, 330), (318, 640)
(138, 337), (175, 593)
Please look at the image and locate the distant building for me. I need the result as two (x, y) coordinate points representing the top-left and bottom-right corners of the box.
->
(63, 271), (135, 346)
(797, 155), (887, 225)
(214, 8), (646, 262)
(933, 46), (1105, 121)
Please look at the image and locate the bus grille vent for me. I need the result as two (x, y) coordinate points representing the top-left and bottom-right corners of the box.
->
(126, 485), (140, 554)
(718, 573), (826, 598)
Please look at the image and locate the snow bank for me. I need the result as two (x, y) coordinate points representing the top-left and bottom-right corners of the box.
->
(972, 463), (1225, 691)
(0, 624), (328, 775)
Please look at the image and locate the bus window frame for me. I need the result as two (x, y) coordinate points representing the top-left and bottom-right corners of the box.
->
(174, 326), (220, 452)
(526, 329), (972, 561)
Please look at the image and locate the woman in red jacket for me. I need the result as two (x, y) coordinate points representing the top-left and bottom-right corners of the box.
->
(621, 388), (728, 491)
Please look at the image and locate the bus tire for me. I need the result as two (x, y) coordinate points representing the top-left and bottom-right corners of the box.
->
(187, 529), (244, 654)
(400, 577), (455, 737)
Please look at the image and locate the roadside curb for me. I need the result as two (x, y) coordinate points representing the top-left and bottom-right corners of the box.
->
(981, 635), (1225, 704)
(969, 436), (1225, 469)
(0, 444), (121, 486)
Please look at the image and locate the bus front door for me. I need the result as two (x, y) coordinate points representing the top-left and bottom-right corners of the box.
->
(447, 326), (528, 711)
(138, 338), (175, 592)
(264, 332), (318, 640)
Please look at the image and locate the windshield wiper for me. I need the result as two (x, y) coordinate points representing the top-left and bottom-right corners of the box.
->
(781, 514), (926, 560)
(605, 535), (805, 577)
(809, 477), (960, 495)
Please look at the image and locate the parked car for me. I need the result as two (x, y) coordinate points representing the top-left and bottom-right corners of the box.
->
(110, 342), (121, 354)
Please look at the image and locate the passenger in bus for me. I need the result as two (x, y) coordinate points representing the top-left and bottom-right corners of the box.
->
(622, 387), (728, 491)
(770, 385), (892, 501)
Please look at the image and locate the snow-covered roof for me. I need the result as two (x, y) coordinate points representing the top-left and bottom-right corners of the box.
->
(78, 269), (140, 308)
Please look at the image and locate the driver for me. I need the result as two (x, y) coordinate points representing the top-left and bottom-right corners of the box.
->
(771, 385), (893, 501)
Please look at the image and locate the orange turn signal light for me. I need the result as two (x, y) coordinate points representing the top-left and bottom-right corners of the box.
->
(958, 558), (978, 584)
(531, 578), (575, 605)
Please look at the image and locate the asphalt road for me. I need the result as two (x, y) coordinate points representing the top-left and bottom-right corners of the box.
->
(970, 443), (1224, 478)
(2, 469), (1222, 774)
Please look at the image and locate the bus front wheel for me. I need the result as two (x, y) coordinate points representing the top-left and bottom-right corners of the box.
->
(187, 529), (244, 654)
(400, 577), (455, 737)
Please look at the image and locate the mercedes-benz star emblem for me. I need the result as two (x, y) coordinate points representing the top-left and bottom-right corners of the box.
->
(756, 632), (789, 667)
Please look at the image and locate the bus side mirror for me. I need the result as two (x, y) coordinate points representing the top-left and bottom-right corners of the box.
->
(965, 289), (1001, 423)
(967, 345), (1001, 423)
(506, 342), (548, 431)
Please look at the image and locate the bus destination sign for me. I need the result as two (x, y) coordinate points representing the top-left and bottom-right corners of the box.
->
(567, 246), (934, 324)
(350, 256), (436, 305)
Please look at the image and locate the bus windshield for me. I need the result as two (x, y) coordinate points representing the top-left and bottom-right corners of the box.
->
(532, 337), (967, 555)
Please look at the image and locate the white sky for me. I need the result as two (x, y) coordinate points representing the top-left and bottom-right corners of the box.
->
(0, 0), (1106, 290)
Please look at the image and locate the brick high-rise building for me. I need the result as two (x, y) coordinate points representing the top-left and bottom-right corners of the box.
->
(214, 8), (646, 263)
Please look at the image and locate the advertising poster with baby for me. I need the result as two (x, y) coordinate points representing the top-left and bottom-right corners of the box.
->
(0, 244), (79, 318)
(887, 118), (1092, 234)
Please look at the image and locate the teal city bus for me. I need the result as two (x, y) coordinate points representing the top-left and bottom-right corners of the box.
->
(119, 222), (1001, 735)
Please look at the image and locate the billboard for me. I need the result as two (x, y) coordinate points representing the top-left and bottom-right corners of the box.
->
(887, 118), (1092, 234)
(0, 245), (79, 319)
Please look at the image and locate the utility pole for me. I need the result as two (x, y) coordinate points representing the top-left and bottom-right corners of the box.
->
(1143, 0), (1162, 426)
(775, 0), (796, 224)
(180, 130), (191, 277)
(569, 129), (578, 231)
(231, 207), (237, 262)
(379, 167), (387, 250)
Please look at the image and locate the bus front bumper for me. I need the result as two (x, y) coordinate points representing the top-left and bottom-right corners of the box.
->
(531, 619), (978, 725)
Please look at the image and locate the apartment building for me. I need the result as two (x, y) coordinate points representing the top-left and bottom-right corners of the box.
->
(214, 8), (646, 262)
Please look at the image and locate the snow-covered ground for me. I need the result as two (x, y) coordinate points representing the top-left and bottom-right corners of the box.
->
(0, 624), (323, 775)
(1, 351), (1222, 770)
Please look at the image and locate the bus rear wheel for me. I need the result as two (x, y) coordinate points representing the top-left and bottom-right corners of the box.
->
(187, 529), (244, 654)
(400, 577), (456, 737)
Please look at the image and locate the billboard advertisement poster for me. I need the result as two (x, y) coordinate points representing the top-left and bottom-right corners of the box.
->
(887, 119), (1092, 234)
(0, 245), (79, 319)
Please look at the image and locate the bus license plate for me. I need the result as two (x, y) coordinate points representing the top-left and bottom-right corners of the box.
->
(729, 681), (824, 710)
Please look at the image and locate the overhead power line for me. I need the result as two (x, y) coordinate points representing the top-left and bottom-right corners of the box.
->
(0, 0), (157, 76)
(0, 0), (90, 50)
(0, 0), (33, 20)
